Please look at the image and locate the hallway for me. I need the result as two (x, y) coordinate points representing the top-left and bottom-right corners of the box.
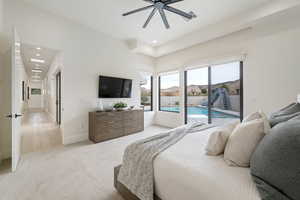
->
(21, 109), (62, 154)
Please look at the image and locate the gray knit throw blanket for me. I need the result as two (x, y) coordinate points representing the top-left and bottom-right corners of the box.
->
(118, 122), (214, 200)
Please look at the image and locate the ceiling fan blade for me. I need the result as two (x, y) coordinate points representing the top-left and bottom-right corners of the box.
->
(122, 5), (154, 16)
(164, 5), (193, 19)
(143, 0), (154, 3)
(165, 0), (184, 5)
(143, 8), (157, 28)
(158, 8), (170, 29)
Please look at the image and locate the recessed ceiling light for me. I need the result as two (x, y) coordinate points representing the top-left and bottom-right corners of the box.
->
(152, 40), (158, 44)
(36, 47), (41, 50)
(30, 58), (45, 63)
(32, 69), (43, 73)
(36, 53), (41, 57)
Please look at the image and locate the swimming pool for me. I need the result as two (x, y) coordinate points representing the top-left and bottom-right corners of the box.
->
(161, 106), (239, 118)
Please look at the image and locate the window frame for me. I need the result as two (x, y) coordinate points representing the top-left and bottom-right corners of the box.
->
(141, 76), (153, 112)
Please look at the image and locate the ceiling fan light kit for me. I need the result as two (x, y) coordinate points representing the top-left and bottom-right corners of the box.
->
(123, 0), (197, 29)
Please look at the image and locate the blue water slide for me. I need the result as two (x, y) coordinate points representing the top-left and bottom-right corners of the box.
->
(201, 88), (232, 110)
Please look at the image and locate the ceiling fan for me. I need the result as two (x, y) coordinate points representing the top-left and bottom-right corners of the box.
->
(122, 0), (196, 29)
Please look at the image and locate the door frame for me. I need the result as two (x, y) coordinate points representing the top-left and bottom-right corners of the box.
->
(184, 61), (244, 124)
(55, 71), (62, 125)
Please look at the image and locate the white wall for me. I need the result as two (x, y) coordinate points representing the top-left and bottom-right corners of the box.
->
(0, 0), (3, 32)
(3, 0), (155, 144)
(155, 11), (300, 127)
(43, 53), (63, 121)
(0, 52), (4, 160)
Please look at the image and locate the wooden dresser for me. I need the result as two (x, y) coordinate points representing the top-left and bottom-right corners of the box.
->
(89, 109), (144, 143)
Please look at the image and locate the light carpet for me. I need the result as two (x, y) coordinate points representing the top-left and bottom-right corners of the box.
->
(0, 126), (169, 200)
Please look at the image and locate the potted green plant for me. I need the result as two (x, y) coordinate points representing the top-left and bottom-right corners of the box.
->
(113, 102), (128, 111)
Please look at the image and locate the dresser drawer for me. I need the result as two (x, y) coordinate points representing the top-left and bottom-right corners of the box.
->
(95, 120), (123, 129)
(96, 113), (123, 122)
(123, 110), (139, 121)
(94, 127), (124, 142)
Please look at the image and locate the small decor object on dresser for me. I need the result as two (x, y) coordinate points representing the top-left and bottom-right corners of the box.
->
(113, 102), (128, 111)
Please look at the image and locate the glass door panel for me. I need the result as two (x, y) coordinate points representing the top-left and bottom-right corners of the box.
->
(159, 72), (180, 113)
(211, 62), (241, 125)
(185, 67), (209, 124)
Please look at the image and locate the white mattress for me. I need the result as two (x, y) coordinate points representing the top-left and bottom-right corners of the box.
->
(153, 127), (260, 200)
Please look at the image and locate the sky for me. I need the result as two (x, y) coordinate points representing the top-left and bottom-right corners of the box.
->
(161, 73), (180, 89)
(188, 62), (240, 85)
(160, 62), (240, 89)
(142, 62), (240, 89)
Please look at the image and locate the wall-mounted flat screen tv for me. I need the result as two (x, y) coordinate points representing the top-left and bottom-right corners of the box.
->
(99, 76), (132, 98)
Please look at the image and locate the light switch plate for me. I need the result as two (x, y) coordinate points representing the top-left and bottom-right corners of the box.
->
(297, 94), (300, 103)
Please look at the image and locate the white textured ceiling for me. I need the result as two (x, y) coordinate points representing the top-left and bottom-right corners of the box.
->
(22, 0), (272, 46)
(21, 43), (57, 81)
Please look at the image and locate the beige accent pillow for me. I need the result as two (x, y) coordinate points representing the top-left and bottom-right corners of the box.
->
(224, 119), (265, 167)
(205, 121), (240, 156)
(243, 111), (262, 122)
(243, 110), (271, 134)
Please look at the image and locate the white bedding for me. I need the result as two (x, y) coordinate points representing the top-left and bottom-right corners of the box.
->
(153, 127), (261, 200)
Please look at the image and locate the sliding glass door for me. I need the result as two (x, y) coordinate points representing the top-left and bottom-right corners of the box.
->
(211, 62), (242, 125)
(185, 61), (243, 125)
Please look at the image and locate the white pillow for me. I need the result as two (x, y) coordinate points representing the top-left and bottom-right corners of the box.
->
(205, 121), (240, 156)
(224, 119), (265, 167)
(243, 110), (271, 134)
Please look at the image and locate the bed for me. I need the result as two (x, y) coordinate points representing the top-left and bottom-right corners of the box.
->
(114, 127), (260, 200)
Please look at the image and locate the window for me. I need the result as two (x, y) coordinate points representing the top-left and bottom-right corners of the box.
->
(159, 72), (180, 113)
(185, 61), (243, 125)
(211, 61), (243, 125)
(141, 76), (153, 111)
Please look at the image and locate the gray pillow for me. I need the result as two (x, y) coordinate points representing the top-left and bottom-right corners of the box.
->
(250, 117), (300, 200)
(289, 114), (300, 121)
(269, 103), (300, 127)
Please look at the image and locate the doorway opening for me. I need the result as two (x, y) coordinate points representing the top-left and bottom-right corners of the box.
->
(19, 43), (63, 155)
(56, 71), (61, 125)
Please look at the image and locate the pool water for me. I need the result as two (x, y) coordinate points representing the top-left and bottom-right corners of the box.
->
(161, 106), (239, 118)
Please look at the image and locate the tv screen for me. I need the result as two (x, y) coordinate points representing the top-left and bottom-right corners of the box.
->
(99, 76), (132, 98)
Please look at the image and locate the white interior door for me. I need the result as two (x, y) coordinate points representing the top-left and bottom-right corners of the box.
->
(10, 28), (23, 172)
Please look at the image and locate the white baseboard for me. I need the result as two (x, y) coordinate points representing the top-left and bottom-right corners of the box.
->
(63, 132), (88, 145)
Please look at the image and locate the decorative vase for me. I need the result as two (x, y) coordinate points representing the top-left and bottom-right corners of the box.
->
(115, 107), (125, 111)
